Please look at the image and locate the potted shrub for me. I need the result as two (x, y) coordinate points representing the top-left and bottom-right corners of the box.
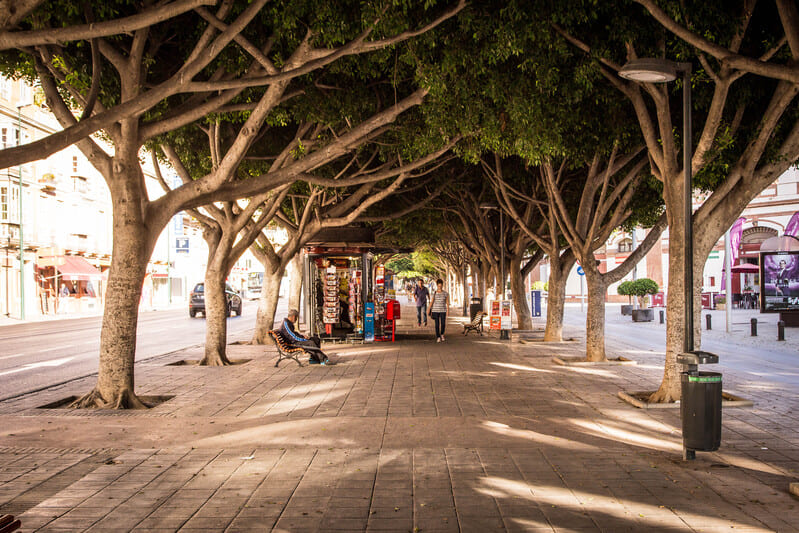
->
(715, 295), (726, 310)
(618, 280), (634, 316)
(629, 278), (659, 322)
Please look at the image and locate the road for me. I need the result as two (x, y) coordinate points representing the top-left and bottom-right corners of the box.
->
(0, 298), (287, 402)
(561, 303), (799, 387)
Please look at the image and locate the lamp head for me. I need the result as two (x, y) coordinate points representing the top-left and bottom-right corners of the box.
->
(619, 58), (680, 83)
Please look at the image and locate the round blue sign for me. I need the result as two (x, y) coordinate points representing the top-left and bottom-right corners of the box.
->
(577, 266), (585, 276)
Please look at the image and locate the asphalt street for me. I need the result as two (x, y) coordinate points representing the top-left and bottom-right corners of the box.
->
(0, 298), (288, 402)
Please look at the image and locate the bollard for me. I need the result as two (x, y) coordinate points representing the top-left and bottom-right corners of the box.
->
(750, 318), (757, 337)
(705, 314), (712, 330)
(778, 320), (785, 341)
(659, 310), (665, 324)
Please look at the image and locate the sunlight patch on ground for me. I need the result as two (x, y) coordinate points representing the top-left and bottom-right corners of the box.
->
(475, 476), (773, 532)
(560, 366), (617, 377)
(712, 453), (792, 476)
(482, 421), (597, 451)
(489, 362), (554, 373)
(569, 418), (682, 453)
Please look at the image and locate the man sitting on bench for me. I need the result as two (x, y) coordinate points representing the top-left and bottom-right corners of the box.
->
(280, 309), (330, 365)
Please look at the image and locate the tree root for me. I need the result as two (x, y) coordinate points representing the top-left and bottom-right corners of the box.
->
(647, 387), (680, 404)
(69, 387), (150, 409)
(199, 354), (233, 366)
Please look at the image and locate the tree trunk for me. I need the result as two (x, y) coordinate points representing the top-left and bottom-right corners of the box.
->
(584, 268), (608, 362)
(72, 166), (154, 409)
(201, 259), (232, 366)
(461, 266), (469, 316)
(252, 266), (284, 344)
(650, 187), (686, 403)
(287, 252), (303, 314)
(510, 255), (532, 330)
(544, 253), (574, 342)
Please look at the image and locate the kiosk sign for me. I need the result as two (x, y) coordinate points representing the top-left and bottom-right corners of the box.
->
(760, 251), (799, 312)
(490, 300), (513, 330)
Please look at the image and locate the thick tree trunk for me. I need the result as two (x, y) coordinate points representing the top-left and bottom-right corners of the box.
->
(72, 167), (154, 409)
(510, 255), (532, 330)
(544, 254), (574, 342)
(252, 267), (284, 344)
(650, 188), (686, 403)
(584, 268), (608, 362)
(201, 259), (232, 366)
(287, 252), (303, 313)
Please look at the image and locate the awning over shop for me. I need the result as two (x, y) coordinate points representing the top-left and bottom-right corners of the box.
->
(56, 256), (103, 281)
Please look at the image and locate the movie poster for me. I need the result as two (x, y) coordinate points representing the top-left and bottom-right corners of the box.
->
(760, 251), (799, 312)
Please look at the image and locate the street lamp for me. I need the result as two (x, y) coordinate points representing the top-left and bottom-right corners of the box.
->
(620, 58), (721, 462)
(619, 58), (693, 354)
(16, 100), (30, 320)
(480, 202), (508, 339)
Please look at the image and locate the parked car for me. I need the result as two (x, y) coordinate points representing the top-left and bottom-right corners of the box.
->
(189, 282), (242, 318)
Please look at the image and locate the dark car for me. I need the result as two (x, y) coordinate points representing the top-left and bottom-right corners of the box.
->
(189, 282), (243, 318)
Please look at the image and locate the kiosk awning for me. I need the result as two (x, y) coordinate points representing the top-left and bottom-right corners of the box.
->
(56, 256), (103, 281)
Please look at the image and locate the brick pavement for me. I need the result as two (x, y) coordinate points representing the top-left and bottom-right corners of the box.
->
(0, 309), (798, 532)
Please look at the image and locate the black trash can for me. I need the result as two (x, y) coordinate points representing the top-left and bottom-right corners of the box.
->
(469, 297), (483, 321)
(680, 371), (722, 451)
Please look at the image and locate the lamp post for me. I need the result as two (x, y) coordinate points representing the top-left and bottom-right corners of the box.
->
(16, 101), (28, 320)
(480, 202), (508, 339)
(621, 59), (721, 462)
(619, 58), (694, 353)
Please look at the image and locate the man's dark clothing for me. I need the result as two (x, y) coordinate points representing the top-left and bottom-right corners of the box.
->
(280, 318), (327, 363)
(413, 285), (429, 307)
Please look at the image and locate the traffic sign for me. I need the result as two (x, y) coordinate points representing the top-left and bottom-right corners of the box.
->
(577, 266), (585, 276)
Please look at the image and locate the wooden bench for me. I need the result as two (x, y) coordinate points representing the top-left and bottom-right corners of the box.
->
(0, 515), (21, 533)
(269, 330), (307, 367)
(463, 311), (487, 336)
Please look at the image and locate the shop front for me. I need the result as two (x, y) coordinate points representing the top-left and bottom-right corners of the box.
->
(303, 227), (406, 342)
(36, 251), (104, 314)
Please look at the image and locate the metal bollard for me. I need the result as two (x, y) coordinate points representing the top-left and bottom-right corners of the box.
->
(706, 314), (712, 330)
(659, 310), (665, 324)
(750, 318), (757, 337)
(778, 320), (785, 341)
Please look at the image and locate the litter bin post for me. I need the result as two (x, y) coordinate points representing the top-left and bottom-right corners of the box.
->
(677, 350), (721, 461)
(469, 297), (483, 321)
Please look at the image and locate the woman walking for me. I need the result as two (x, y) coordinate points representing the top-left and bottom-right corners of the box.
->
(428, 278), (449, 342)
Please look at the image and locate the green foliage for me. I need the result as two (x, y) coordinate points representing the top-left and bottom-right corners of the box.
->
(531, 280), (548, 291)
(617, 280), (633, 297)
(628, 278), (659, 297)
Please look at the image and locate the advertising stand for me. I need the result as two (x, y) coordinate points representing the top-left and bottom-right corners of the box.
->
(759, 235), (799, 325)
(490, 299), (513, 340)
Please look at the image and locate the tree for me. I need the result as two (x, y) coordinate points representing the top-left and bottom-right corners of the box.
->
(555, 0), (799, 400)
(629, 278), (659, 308)
(537, 150), (667, 362)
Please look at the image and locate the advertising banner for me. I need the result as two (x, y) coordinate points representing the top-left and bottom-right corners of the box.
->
(721, 217), (746, 288)
(760, 251), (799, 312)
(490, 300), (501, 330)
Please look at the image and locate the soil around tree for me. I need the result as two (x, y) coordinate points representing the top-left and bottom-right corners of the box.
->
(617, 390), (754, 409)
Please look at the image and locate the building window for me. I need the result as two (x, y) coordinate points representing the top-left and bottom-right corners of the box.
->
(19, 83), (31, 105)
(709, 276), (716, 286)
(618, 239), (633, 253)
(0, 186), (7, 221)
(72, 156), (78, 173)
(1, 127), (6, 149)
(0, 77), (11, 100)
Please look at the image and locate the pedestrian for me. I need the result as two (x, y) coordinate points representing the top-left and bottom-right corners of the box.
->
(413, 278), (429, 327)
(280, 309), (331, 365)
(428, 278), (449, 342)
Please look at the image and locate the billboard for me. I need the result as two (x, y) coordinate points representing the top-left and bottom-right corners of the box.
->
(760, 251), (799, 312)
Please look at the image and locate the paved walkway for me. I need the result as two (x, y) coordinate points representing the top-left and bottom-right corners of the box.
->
(0, 307), (797, 532)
